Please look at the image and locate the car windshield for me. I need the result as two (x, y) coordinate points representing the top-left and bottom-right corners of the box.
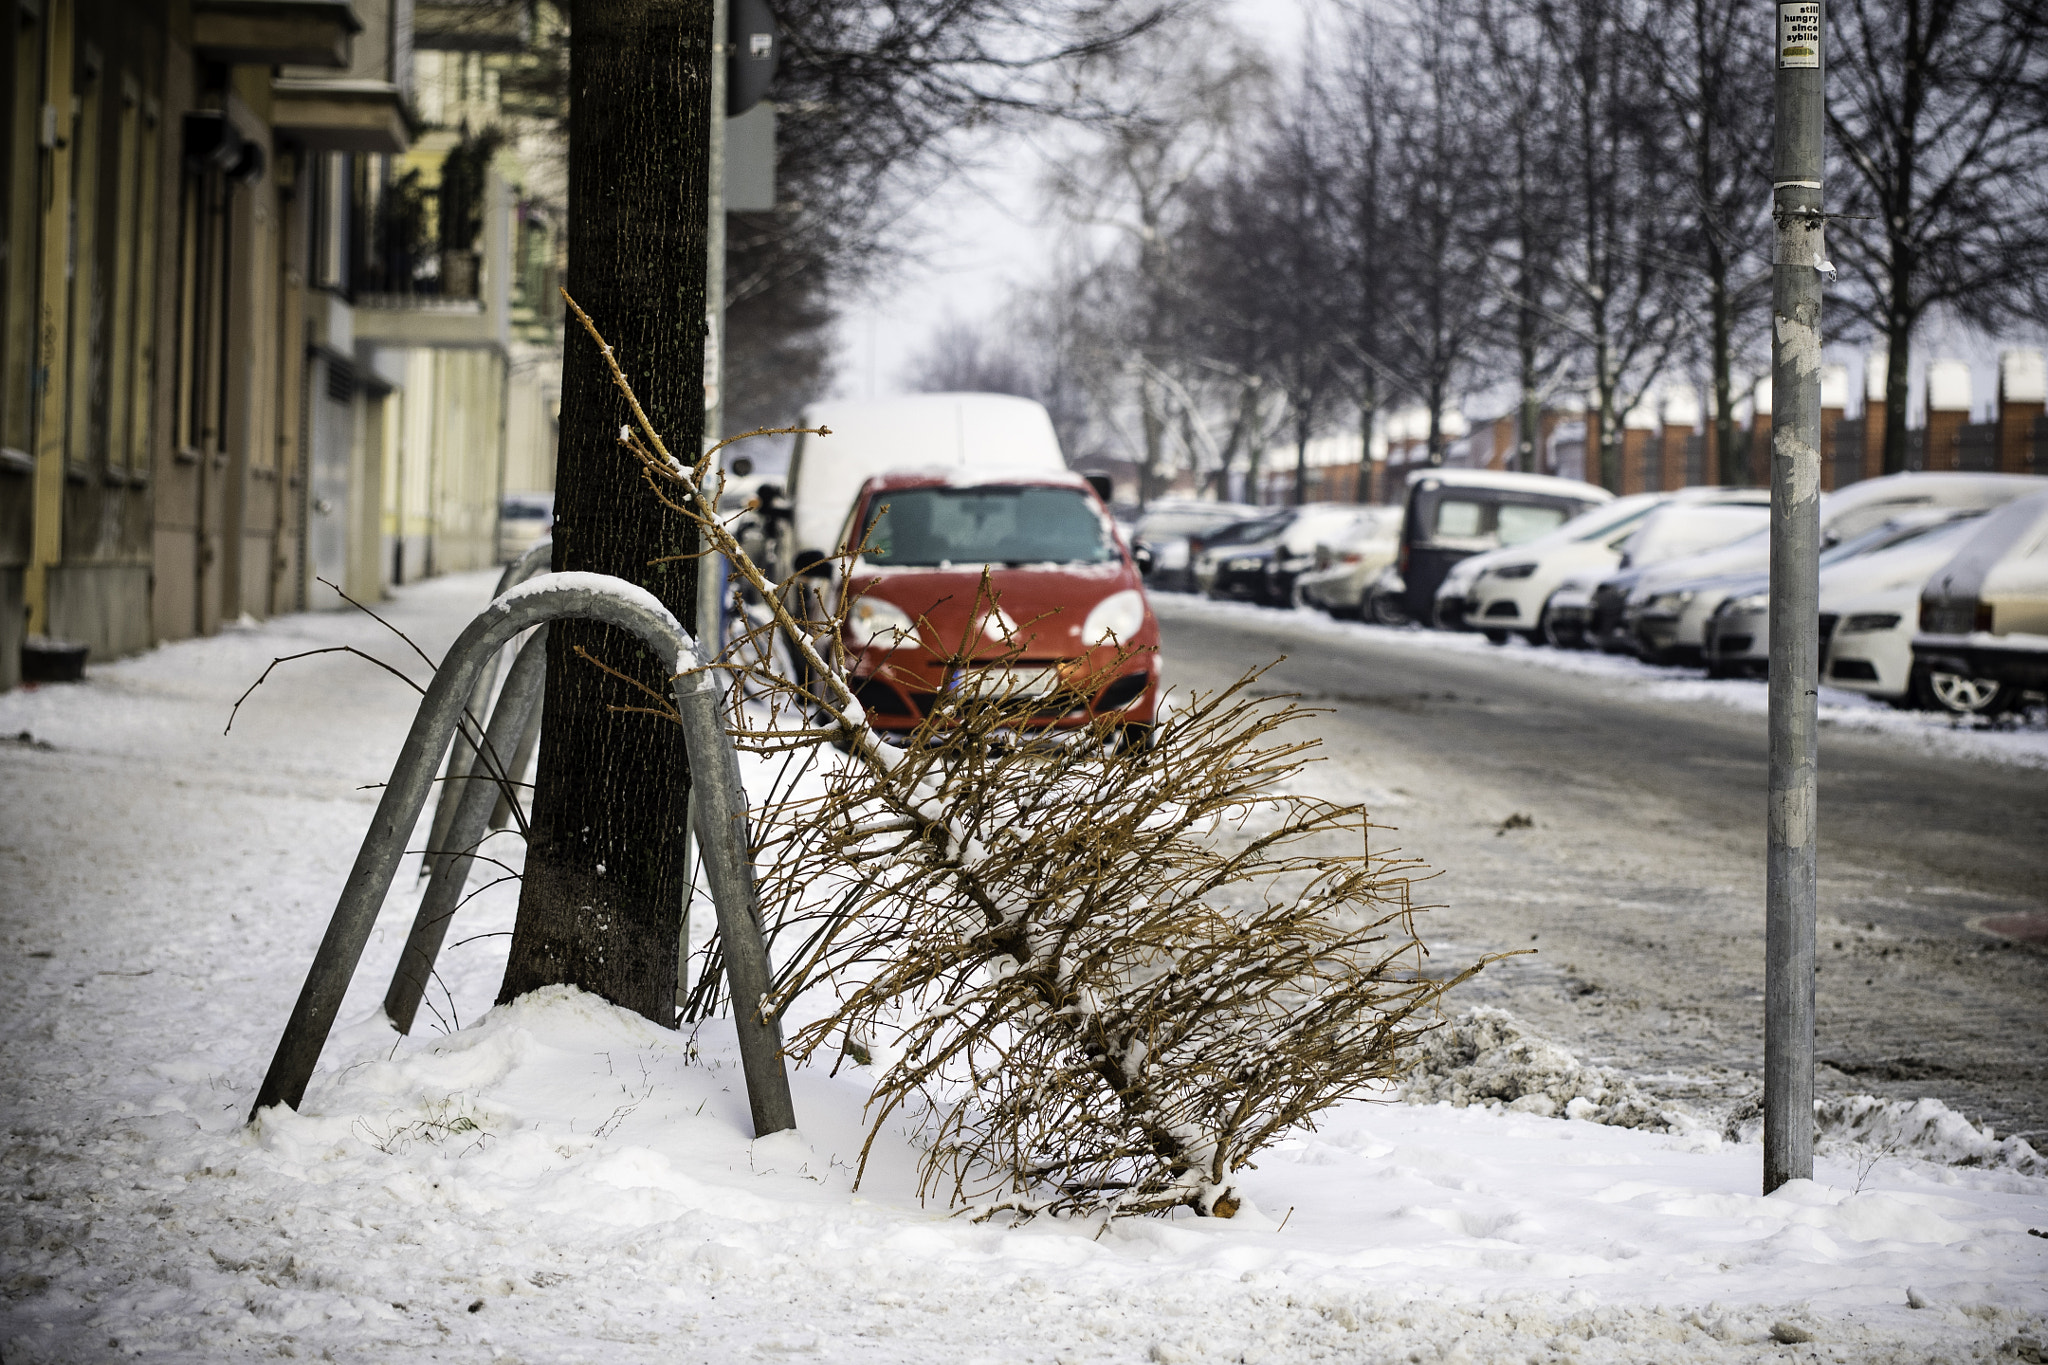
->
(859, 486), (1112, 567)
(1570, 500), (1660, 543)
(503, 499), (552, 520)
(1209, 515), (1290, 545)
(1820, 515), (1965, 566)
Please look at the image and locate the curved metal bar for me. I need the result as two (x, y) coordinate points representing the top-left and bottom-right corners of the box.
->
(383, 624), (551, 1034)
(421, 540), (555, 877)
(250, 574), (796, 1140)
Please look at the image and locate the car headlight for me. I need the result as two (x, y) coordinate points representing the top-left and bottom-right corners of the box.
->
(844, 594), (917, 649)
(1840, 612), (1901, 634)
(1492, 563), (1537, 580)
(1082, 589), (1147, 645)
(1722, 592), (1767, 614)
(1647, 590), (1695, 612)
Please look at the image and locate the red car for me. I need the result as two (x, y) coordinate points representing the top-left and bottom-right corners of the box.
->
(830, 471), (1163, 742)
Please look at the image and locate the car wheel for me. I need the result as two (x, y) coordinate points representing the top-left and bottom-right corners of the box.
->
(1540, 607), (1582, 650)
(1917, 665), (2015, 717)
(1369, 591), (1411, 627)
(1483, 629), (1510, 646)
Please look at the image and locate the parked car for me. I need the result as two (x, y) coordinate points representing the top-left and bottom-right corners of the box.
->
(1261, 505), (1382, 608)
(1394, 469), (1612, 627)
(1699, 510), (1981, 680)
(1194, 506), (1357, 605)
(1596, 471), (2048, 664)
(1133, 499), (1258, 593)
(1451, 488), (1769, 643)
(830, 470), (1161, 744)
(497, 491), (554, 563)
(1911, 490), (2048, 716)
(1296, 507), (1404, 617)
(781, 393), (1069, 576)
(1807, 514), (1993, 706)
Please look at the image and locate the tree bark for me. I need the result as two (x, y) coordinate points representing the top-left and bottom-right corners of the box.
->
(499, 0), (713, 1024)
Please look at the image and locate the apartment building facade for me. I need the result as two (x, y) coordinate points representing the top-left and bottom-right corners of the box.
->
(1, 0), (563, 691)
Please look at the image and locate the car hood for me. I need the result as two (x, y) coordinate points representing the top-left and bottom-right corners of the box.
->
(1623, 537), (1773, 595)
(848, 560), (1148, 657)
(1634, 568), (1767, 606)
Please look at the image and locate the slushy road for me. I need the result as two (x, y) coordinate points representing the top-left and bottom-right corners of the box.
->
(1154, 594), (2048, 1140)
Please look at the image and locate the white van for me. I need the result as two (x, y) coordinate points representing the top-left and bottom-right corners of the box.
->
(783, 393), (1068, 567)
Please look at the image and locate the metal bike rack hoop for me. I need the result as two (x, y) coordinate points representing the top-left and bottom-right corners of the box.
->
(249, 571), (796, 1138)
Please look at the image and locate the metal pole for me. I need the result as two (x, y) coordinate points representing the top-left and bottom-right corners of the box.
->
(1765, 0), (1826, 1194)
(384, 625), (552, 1034)
(421, 540), (555, 876)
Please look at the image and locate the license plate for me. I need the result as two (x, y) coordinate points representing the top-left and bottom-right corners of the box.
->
(949, 666), (1061, 699)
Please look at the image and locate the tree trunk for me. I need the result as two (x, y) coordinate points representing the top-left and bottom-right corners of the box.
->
(1882, 316), (1912, 475)
(1293, 410), (1311, 506)
(1139, 369), (1165, 504)
(499, 0), (713, 1024)
(1712, 273), (1737, 486)
(1357, 373), (1379, 502)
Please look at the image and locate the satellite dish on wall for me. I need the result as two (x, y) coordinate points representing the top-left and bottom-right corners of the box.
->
(729, 0), (779, 117)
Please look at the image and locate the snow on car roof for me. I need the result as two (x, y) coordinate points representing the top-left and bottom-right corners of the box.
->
(1404, 467), (1614, 501)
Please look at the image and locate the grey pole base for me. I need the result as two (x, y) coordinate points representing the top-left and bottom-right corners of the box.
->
(249, 572), (796, 1139)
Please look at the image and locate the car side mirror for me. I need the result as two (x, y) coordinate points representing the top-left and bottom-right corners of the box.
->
(1133, 543), (1155, 576)
(792, 548), (832, 580)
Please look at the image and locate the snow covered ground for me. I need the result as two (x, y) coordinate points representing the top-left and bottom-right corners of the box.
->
(3, 571), (2044, 1363)
(1157, 593), (2048, 770)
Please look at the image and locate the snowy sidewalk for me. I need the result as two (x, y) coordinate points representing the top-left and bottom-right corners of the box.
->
(1, 572), (2043, 1364)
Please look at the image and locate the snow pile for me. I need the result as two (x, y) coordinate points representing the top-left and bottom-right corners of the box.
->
(1719, 1093), (2045, 1175)
(1419, 1008), (2048, 1178)
(1399, 1006), (1698, 1131)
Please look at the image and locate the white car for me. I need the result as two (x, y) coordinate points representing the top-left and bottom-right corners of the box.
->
(1295, 506), (1403, 616)
(1456, 489), (1767, 643)
(1609, 471), (2048, 663)
(1701, 511), (1982, 687)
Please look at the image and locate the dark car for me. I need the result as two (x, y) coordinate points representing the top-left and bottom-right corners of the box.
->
(1395, 471), (1611, 627)
(1191, 513), (1293, 603)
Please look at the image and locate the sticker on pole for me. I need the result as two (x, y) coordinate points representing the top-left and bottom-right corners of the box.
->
(1778, 3), (1820, 68)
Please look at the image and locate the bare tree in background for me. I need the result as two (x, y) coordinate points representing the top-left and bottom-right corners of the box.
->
(717, 0), (1173, 427)
(1382, 0), (1495, 471)
(1039, 4), (1270, 503)
(1471, 0), (1572, 475)
(1323, 16), (1412, 495)
(1829, 0), (2048, 474)
(1529, 0), (1688, 489)
(1634, 0), (1773, 485)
